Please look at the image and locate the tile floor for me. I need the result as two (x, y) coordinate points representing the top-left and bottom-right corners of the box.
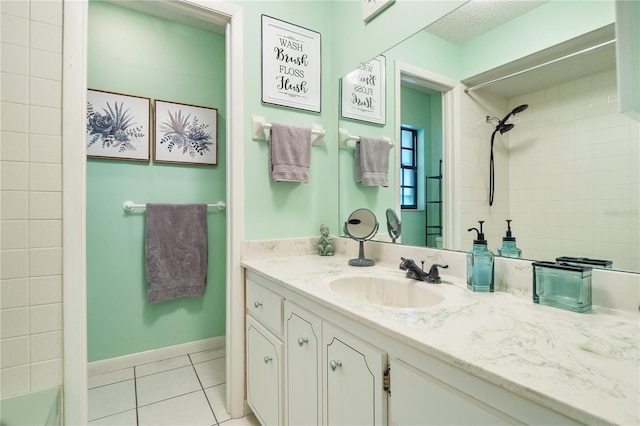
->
(88, 348), (259, 426)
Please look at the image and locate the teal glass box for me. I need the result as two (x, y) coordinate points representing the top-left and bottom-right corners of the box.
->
(532, 261), (592, 313)
(555, 256), (612, 269)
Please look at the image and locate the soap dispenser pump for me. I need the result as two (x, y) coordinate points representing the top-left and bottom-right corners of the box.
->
(497, 219), (522, 259)
(466, 220), (495, 292)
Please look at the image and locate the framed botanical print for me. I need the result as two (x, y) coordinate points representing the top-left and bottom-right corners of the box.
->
(154, 100), (218, 166)
(86, 89), (151, 161)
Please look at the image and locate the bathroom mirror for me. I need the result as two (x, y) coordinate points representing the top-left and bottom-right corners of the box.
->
(338, 1), (639, 273)
(386, 208), (401, 243)
(344, 208), (379, 266)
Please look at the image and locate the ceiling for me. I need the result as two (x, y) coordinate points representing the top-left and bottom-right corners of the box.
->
(425, 0), (550, 45)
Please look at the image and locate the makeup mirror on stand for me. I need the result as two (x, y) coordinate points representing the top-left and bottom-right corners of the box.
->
(344, 208), (379, 267)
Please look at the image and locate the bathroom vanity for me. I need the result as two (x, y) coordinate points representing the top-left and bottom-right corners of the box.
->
(242, 254), (639, 426)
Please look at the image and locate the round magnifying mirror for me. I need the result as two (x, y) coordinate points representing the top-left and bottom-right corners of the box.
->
(344, 208), (378, 267)
(386, 208), (401, 243)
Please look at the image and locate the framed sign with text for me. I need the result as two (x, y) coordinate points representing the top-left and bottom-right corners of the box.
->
(261, 15), (321, 113)
(341, 55), (386, 125)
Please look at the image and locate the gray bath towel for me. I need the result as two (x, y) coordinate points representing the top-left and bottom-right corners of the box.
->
(270, 123), (312, 182)
(145, 203), (208, 303)
(355, 137), (391, 187)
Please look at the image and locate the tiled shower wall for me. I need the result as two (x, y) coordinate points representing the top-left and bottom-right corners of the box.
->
(1, 0), (64, 398)
(460, 68), (639, 272)
(508, 69), (639, 272)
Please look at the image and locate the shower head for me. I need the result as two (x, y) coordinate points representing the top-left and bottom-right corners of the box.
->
(497, 104), (528, 130)
(499, 123), (514, 134)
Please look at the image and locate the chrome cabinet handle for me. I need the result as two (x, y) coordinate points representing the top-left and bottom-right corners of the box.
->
(264, 355), (273, 363)
(297, 337), (308, 346)
(329, 360), (342, 371)
(254, 301), (262, 308)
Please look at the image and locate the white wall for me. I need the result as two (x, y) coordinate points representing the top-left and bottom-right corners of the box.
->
(459, 69), (639, 272)
(0, 0), (64, 397)
(508, 69), (639, 271)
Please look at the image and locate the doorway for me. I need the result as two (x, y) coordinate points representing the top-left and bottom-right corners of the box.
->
(61, 1), (244, 423)
(394, 61), (462, 250)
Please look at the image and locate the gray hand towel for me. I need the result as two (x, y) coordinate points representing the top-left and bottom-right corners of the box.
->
(145, 203), (208, 303)
(270, 123), (312, 183)
(354, 137), (391, 187)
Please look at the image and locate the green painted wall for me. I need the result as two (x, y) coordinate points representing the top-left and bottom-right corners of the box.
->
(86, 1), (226, 361)
(239, 1), (339, 240)
(460, 0), (616, 79)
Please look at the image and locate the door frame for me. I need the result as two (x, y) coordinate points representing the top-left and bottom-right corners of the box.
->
(394, 61), (463, 249)
(61, 1), (245, 423)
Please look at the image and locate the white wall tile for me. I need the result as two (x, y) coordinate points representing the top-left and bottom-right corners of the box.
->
(30, 0), (63, 26)
(1, 72), (28, 103)
(0, 1), (30, 18)
(1, 278), (29, 308)
(30, 49), (62, 81)
(29, 303), (62, 334)
(29, 163), (61, 191)
(29, 275), (62, 305)
(1, 220), (29, 249)
(29, 77), (61, 108)
(0, 364), (30, 397)
(29, 191), (61, 219)
(30, 21), (62, 53)
(0, 43), (28, 74)
(29, 247), (62, 276)
(1, 190), (28, 219)
(0, 249), (28, 280)
(29, 106), (61, 136)
(30, 358), (63, 390)
(1, 13), (29, 47)
(1, 306), (29, 338)
(29, 220), (62, 248)
(30, 330), (62, 362)
(1, 336), (29, 368)
(0, 131), (29, 162)
(1, 161), (29, 190)
(29, 134), (61, 164)
(1, 102), (29, 133)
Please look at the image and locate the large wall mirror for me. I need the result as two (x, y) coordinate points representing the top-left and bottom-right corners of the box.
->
(338, 0), (639, 274)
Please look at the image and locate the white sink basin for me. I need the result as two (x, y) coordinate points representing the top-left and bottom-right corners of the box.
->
(329, 276), (444, 309)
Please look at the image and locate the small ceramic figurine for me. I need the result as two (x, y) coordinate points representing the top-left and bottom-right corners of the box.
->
(318, 224), (334, 256)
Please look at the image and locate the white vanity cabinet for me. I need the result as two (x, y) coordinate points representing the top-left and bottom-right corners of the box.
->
(284, 301), (322, 426)
(389, 359), (512, 425)
(323, 323), (387, 426)
(246, 276), (284, 426)
(244, 269), (579, 426)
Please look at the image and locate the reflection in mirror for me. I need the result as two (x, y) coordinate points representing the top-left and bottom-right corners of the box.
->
(344, 208), (379, 267)
(386, 208), (401, 243)
(338, 2), (639, 273)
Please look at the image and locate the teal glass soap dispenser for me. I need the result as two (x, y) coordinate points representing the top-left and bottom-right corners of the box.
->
(467, 221), (495, 292)
(497, 219), (522, 259)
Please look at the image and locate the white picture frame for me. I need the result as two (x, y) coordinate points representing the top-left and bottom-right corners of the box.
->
(362, 0), (395, 22)
(261, 15), (321, 113)
(154, 100), (218, 166)
(341, 55), (386, 125)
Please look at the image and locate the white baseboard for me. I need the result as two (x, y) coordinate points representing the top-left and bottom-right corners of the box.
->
(88, 336), (225, 376)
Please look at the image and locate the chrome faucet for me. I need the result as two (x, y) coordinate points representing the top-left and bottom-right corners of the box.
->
(399, 257), (448, 283)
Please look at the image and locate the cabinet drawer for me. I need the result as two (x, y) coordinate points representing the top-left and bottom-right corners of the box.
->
(246, 276), (283, 336)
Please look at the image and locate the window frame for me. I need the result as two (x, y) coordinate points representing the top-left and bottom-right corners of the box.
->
(400, 126), (418, 209)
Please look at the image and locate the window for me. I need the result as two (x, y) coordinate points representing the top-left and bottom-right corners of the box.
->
(400, 127), (418, 209)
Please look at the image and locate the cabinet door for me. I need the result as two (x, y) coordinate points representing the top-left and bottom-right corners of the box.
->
(246, 316), (283, 426)
(323, 323), (387, 426)
(285, 302), (322, 426)
(389, 359), (512, 426)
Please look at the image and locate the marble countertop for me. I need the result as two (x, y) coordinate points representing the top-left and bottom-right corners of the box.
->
(242, 255), (640, 426)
